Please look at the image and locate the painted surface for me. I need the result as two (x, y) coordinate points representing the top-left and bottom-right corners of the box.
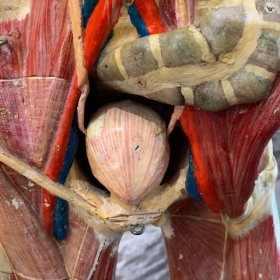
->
(159, 0), (195, 28)
(83, 0), (100, 27)
(54, 112), (79, 240)
(46, 0), (123, 181)
(0, 0), (31, 23)
(0, 1), (279, 279)
(0, 164), (68, 279)
(61, 211), (121, 279)
(98, 0), (280, 111)
(127, 4), (150, 37)
(133, 0), (170, 34)
(163, 195), (280, 279)
(185, 147), (203, 203)
(0, 0), (75, 232)
(86, 100), (170, 205)
(0, 163), (122, 279)
(179, 76), (280, 218)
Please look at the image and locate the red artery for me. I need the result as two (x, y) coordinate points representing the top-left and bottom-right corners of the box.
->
(41, 188), (57, 231)
(179, 106), (221, 213)
(44, 0), (123, 231)
(134, 0), (170, 34)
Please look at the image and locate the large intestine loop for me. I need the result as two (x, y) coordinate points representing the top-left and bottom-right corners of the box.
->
(97, 0), (280, 111)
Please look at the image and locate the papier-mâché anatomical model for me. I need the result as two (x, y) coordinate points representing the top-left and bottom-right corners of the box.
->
(0, 0), (280, 279)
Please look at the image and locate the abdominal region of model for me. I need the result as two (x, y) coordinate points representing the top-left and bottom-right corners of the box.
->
(0, 0), (280, 279)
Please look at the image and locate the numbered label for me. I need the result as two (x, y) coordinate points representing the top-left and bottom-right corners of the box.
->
(132, 143), (142, 153)
(264, 2), (278, 13)
(135, 78), (146, 88)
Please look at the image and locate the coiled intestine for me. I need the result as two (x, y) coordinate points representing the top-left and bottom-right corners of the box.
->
(97, 0), (280, 111)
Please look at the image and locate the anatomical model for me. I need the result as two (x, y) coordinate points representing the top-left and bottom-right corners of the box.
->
(0, 0), (279, 279)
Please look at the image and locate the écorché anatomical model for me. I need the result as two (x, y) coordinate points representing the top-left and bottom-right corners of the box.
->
(0, 0), (280, 279)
